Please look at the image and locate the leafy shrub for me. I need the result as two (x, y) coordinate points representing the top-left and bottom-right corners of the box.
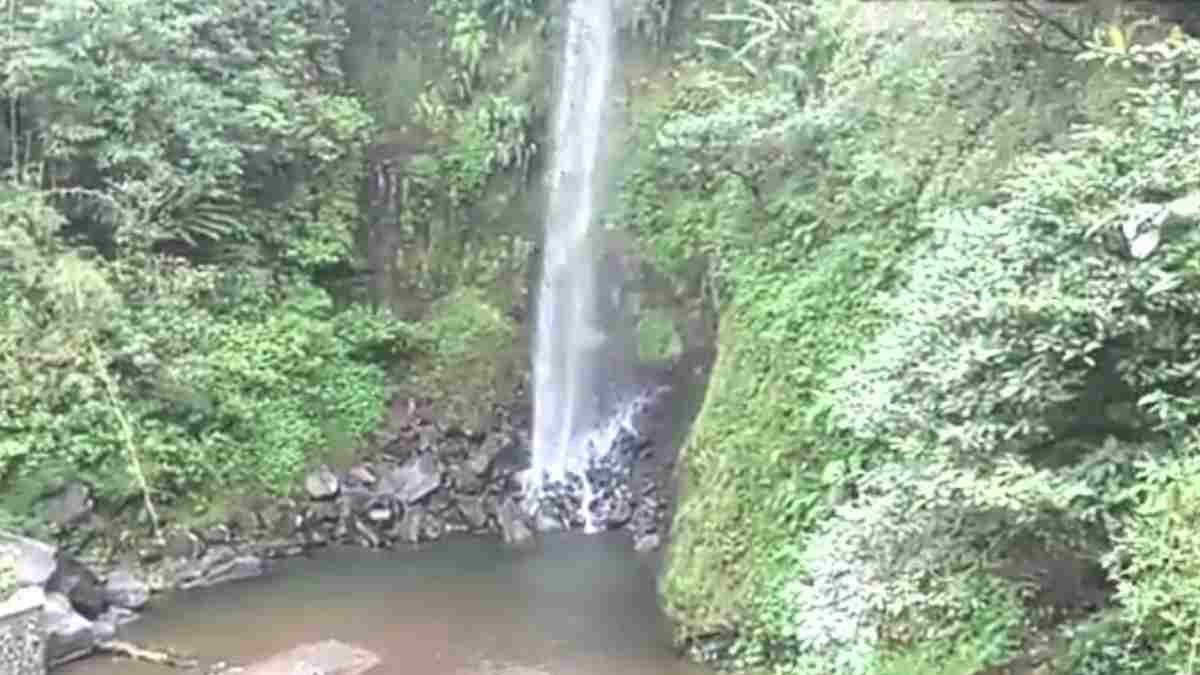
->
(403, 288), (522, 431)
(649, 1), (1200, 672)
(648, 0), (1046, 653)
(1106, 454), (1200, 675)
(0, 251), (418, 508)
(816, 23), (1200, 675)
(636, 310), (682, 361)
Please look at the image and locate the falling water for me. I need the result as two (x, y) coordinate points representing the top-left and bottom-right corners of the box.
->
(527, 0), (621, 514)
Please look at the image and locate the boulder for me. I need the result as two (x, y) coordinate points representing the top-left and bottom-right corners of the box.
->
(264, 501), (305, 538)
(202, 524), (233, 545)
(465, 433), (510, 477)
(352, 519), (384, 549)
(456, 496), (488, 530)
(308, 501), (341, 524)
(421, 514), (444, 543)
(448, 463), (484, 494)
(229, 509), (265, 537)
(43, 481), (94, 527)
(378, 454), (441, 505)
(163, 528), (206, 560)
(0, 534), (58, 587)
(173, 546), (265, 590)
(238, 640), (380, 675)
(45, 554), (106, 619)
(104, 568), (150, 610)
(43, 591), (96, 666)
(305, 465), (341, 501)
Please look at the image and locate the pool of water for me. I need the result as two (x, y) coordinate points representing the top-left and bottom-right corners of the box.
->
(65, 532), (711, 675)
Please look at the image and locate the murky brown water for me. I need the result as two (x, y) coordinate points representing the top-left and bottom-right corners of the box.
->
(65, 532), (711, 675)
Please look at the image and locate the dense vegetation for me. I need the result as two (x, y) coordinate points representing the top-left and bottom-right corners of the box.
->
(5, 0), (1200, 674)
(632, 2), (1200, 674)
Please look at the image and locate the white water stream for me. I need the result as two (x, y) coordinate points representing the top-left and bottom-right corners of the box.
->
(527, 0), (621, 515)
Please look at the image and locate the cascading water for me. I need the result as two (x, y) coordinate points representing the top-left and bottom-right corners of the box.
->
(526, 0), (629, 529)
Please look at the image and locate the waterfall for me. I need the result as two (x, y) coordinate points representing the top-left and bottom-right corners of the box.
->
(526, 0), (622, 522)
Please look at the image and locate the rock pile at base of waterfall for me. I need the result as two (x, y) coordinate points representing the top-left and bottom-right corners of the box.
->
(524, 429), (667, 552)
(110, 395), (674, 558)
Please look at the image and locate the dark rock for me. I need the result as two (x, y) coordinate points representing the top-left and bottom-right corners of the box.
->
(305, 465), (340, 501)
(137, 546), (164, 565)
(343, 485), (373, 511)
(417, 426), (439, 451)
(308, 501), (341, 524)
(497, 498), (534, 547)
(229, 509), (264, 537)
(379, 454), (441, 504)
(174, 546), (266, 590)
(352, 518), (383, 549)
(437, 437), (471, 460)
(363, 497), (394, 525)
(163, 528), (205, 560)
(456, 496), (488, 530)
(492, 433), (532, 477)
(396, 506), (424, 544)
(256, 539), (306, 559)
(202, 524), (233, 545)
(0, 534), (58, 587)
(629, 500), (658, 536)
(44, 591), (96, 665)
(46, 554), (107, 619)
(427, 491), (455, 515)
(448, 463), (484, 493)
(44, 481), (94, 527)
(604, 488), (634, 529)
(422, 515), (444, 542)
(465, 433), (510, 476)
(104, 568), (149, 610)
(266, 501), (306, 538)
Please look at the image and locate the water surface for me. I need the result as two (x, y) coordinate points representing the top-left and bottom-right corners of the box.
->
(67, 532), (710, 675)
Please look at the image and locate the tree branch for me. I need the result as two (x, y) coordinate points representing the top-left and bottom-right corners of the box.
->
(1007, 0), (1092, 53)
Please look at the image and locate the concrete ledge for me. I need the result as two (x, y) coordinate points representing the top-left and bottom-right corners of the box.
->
(238, 640), (380, 675)
(1, 586), (46, 617)
(0, 587), (47, 675)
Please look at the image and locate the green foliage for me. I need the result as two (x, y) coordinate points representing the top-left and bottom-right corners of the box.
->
(645, 1), (1200, 672)
(0, 251), (415, 504)
(404, 288), (522, 431)
(0, 0), (416, 520)
(636, 310), (682, 361)
(1107, 454), (1200, 675)
(5, 0), (372, 261)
